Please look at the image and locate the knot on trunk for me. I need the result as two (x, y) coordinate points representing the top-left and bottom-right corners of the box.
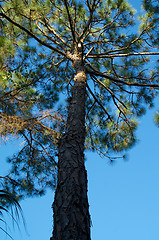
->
(74, 71), (86, 82)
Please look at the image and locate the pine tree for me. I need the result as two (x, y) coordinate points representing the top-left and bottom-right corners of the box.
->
(0, 0), (159, 239)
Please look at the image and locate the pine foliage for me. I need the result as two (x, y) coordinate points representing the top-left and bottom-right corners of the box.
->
(0, 0), (158, 198)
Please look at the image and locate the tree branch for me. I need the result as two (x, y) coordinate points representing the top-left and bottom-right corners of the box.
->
(95, 28), (147, 56)
(35, 20), (66, 51)
(78, 0), (96, 42)
(86, 83), (112, 120)
(87, 51), (159, 58)
(62, 0), (76, 45)
(0, 12), (68, 58)
(92, 75), (127, 109)
(39, 18), (71, 48)
(87, 67), (159, 88)
(32, 137), (57, 165)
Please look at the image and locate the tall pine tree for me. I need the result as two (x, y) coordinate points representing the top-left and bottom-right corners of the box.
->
(0, 0), (159, 239)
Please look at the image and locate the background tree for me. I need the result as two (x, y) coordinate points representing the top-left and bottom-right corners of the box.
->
(0, 182), (24, 239)
(0, 0), (159, 239)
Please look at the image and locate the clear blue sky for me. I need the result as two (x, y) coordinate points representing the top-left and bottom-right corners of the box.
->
(1, 0), (159, 239)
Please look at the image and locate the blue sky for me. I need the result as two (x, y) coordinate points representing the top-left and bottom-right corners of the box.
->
(1, 0), (159, 239)
(1, 100), (159, 240)
(87, 108), (159, 240)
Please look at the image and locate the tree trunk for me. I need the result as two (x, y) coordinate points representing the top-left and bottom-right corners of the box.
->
(51, 56), (91, 240)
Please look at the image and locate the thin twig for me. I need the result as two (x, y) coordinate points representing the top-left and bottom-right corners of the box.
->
(86, 83), (112, 120)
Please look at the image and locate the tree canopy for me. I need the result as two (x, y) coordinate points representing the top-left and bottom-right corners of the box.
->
(0, 0), (158, 198)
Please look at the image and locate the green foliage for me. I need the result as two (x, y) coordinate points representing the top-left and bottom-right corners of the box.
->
(0, 0), (158, 197)
(140, 0), (159, 45)
(0, 186), (24, 239)
(154, 112), (159, 127)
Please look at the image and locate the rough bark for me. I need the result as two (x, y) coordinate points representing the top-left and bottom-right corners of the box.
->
(51, 56), (91, 240)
